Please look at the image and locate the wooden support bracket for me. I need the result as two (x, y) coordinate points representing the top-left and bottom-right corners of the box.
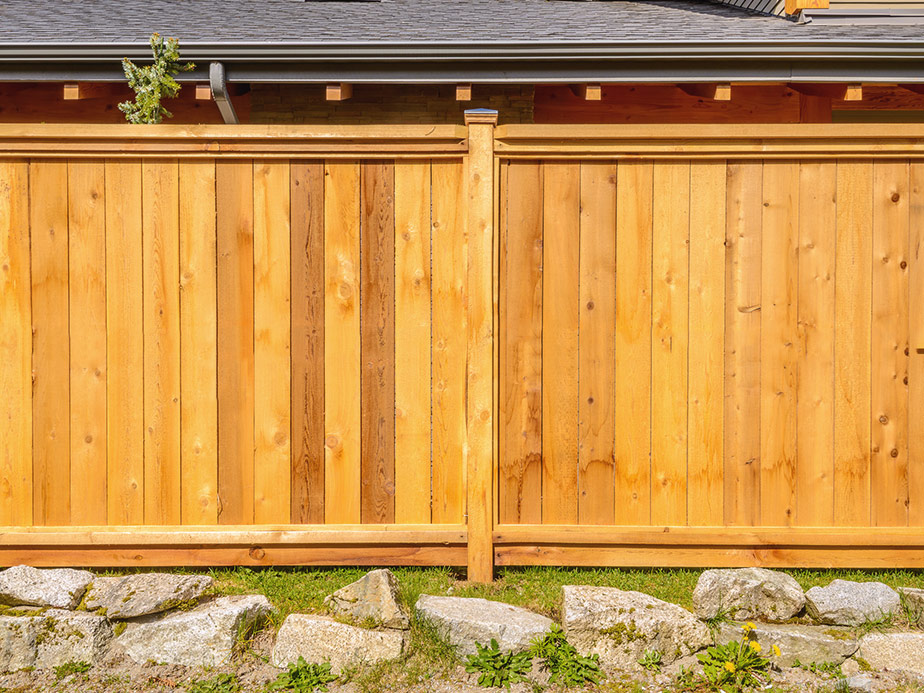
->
(195, 84), (212, 100)
(62, 84), (81, 100)
(678, 83), (732, 101)
(570, 84), (602, 101)
(326, 83), (353, 101)
(456, 84), (472, 101)
(784, 0), (829, 14)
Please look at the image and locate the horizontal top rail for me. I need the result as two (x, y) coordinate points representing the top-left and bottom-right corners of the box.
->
(495, 123), (924, 159)
(0, 525), (469, 546)
(0, 124), (469, 159)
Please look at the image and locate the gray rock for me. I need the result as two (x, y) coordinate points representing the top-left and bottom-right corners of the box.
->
(844, 674), (875, 693)
(32, 610), (112, 668)
(272, 614), (406, 674)
(858, 632), (924, 675)
(414, 595), (553, 656)
(715, 621), (857, 668)
(806, 581), (900, 627)
(0, 616), (38, 672)
(0, 566), (94, 610)
(693, 568), (805, 622)
(562, 585), (711, 671)
(85, 573), (213, 619)
(115, 595), (273, 667)
(898, 587), (924, 618)
(324, 569), (409, 630)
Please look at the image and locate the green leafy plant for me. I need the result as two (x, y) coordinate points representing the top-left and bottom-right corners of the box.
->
(53, 660), (90, 679)
(793, 658), (843, 678)
(529, 624), (603, 686)
(697, 637), (771, 690)
(638, 649), (663, 673)
(119, 33), (194, 124)
(186, 673), (240, 693)
(465, 638), (532, 689)
(268, 657), (338, 692)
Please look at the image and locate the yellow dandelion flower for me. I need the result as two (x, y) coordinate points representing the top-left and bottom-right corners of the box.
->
(772, 644), (782, 657)
(724, 662), (736, 673)
(744, 621), (757, 632)
(749, 641), (762, 653)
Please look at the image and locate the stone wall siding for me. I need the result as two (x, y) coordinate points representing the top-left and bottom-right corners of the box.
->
(250, 84), (534, 124)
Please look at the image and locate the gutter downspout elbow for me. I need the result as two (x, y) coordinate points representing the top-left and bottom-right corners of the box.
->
(209, 61), (239, 124)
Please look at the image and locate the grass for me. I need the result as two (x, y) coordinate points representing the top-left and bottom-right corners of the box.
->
(91, 565), (924, 624)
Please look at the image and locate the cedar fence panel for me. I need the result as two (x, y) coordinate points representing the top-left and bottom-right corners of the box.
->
(1, 123), (924, 576)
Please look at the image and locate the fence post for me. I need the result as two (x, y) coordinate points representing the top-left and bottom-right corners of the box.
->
(464, 109), (498, 583)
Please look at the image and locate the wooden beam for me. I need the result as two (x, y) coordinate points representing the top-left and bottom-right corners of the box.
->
(326, 83), (353, 101)
(570, 84), (602, 101)
(799, 94), (833, 123)
(195, 84), (212, 100)
(678, 83), (732, 101)
(901, 84), (924, 96)
(784, 0), (829, 14)
(62, 84), (81, 101)
(456, 84), (472, 101)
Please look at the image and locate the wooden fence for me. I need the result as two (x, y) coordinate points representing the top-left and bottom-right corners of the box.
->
(2, 121), (924, 579)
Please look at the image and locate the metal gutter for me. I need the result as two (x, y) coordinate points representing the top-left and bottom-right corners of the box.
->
(2, 40), (924, 82)
(209, 62), (238, 124)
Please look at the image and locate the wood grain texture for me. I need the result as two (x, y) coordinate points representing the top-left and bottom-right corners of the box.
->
(0, 160), (32, 526)
(324, 161), (362, 524)
(360, 160), (396, 524)
(67, 161), (107, 525)
(724, 161), (763, 527)
(30, 161), (70, 526)
(796, 162), (837, 527)
(254, 160), (292, 524)
(578, 162), (616, 525)
(142, 160), (181, 526)
(431, 160), (466, 524)
(834, 161), (873, 527)
(179, 160), (218, 525)
(290, 162), (326, 524)
(613, 161), (653, 526)
(910, 163), (924, 526)
(216, 161), (255, 526)
(871, 161), (910, 527)
(650, 161), (689, 526)
(500, 161), (543, 524)
(758, 161), (799, 527)
(540, 162), (579, 525)
(105, 161), (144, 525)
(687, 161), (726, 527)
(394, 160), (432, 524)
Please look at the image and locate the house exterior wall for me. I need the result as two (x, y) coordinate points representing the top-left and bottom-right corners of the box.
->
(249, 84), (534, 124)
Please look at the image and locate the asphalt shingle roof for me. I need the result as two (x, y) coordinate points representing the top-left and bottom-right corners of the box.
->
(0, 0), (921, 45)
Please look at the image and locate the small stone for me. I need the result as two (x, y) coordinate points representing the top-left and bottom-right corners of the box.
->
(32, 610), (112, 669)
(841, 658), (861, 676)
(115, 595), (273, 667)
(858, 632), (924, 675)
(693, 568), (805, 622)
(414, 595), (553, 656)
(0, 616), (38, 672)
(272, 614), (406, 674)
(0, 566), (94, 610)
(562, 585), (711, 672)
(805, 580), (900, 627)
(844, 674), (875, 693)
(714, 622), (857, 668)
(324, 569), (409, 629)
(85, 573), (213, 619)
